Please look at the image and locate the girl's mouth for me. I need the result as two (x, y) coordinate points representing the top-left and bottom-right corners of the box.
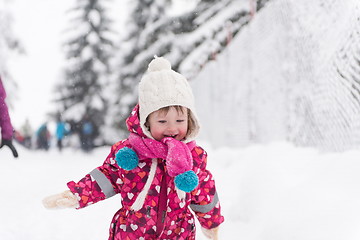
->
(164, 134), (178, 139)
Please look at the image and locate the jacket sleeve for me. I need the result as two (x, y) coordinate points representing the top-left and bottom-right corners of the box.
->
(0, 79), (14, 140)
(67, 140), (127, 209)
(190, 146), (225, 229)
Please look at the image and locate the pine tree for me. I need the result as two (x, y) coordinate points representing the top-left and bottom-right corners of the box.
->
(166, 0), (271, 78)
(55, 0), (115, 143)
(107, 0), (171, 140)
(107, 0), (271, 140)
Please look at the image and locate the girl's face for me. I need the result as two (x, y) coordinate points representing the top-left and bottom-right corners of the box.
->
(147, 107), (188, 141)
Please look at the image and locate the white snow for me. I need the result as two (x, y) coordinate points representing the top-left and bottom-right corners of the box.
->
(1, 141), (360, 239)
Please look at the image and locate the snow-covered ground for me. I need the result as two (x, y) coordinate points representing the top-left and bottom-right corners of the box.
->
(1, 141), (360, 240)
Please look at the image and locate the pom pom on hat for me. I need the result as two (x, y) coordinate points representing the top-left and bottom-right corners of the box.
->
(147, 56), (171, 72)
(174, 170), (199, 192)
(115, 147), (139, 171)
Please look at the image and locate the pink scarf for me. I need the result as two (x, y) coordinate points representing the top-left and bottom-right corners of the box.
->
(128, 133), (196, 177)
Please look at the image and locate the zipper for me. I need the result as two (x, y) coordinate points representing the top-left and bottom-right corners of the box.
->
(146, 206), (151, 218)
(156, 161), (168, 236)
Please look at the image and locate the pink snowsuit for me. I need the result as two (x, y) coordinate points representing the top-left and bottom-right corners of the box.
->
(0, 78), (14, 140)
(67, 105), (224, 239)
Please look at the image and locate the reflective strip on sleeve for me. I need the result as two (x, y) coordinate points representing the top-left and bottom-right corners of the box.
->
(190, 191), (219, 213)
(89, 169), (116, 199)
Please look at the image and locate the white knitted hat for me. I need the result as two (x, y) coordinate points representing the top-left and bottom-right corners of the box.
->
(138, 56), (200, 142)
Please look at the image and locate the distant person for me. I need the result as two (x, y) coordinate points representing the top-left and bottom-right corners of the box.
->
(21, 118), (33, 148)
(42, 57), (224, 239)
(0, 77), (18, 158)
(36, 123), (50, 150)
(79, 114), (97, 152)
(55, 116), (68, 151)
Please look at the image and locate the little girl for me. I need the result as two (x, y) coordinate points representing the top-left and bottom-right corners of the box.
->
(43, 57), (224, 239)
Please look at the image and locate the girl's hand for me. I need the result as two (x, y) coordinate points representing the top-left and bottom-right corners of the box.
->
(201, 227), (219, 240)
(42, 190), (79, 209)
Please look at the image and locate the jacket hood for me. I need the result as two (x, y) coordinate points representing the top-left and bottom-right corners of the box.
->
(126, 104), (148, 138)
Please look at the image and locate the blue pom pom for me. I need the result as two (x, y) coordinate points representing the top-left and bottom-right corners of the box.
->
(174, 170), (199, 192)
(115, 147), (139, 171)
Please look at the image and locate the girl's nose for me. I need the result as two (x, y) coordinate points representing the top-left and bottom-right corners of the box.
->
(166, 124), (177, 133)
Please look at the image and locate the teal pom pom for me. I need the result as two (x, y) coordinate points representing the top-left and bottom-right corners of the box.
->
(115, 147), (139, 170)
(174, 170), (199, 192)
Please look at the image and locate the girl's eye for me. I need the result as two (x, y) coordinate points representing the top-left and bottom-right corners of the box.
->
(177, 120), (185, 123)
(158, 120), (166, 123)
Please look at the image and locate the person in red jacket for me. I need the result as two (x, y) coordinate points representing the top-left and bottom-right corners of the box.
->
(43, 57), (224, 239)
(0, 77), (18, 158)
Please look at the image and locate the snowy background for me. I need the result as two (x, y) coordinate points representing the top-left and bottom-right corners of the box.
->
(192, 0), (360, 151)
(5, 0), (360, 151)
(6, 0), (128, 129)
(2, 0), (360, 239)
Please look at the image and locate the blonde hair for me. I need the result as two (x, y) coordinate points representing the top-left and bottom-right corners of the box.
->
(145, 105), (196, 140)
